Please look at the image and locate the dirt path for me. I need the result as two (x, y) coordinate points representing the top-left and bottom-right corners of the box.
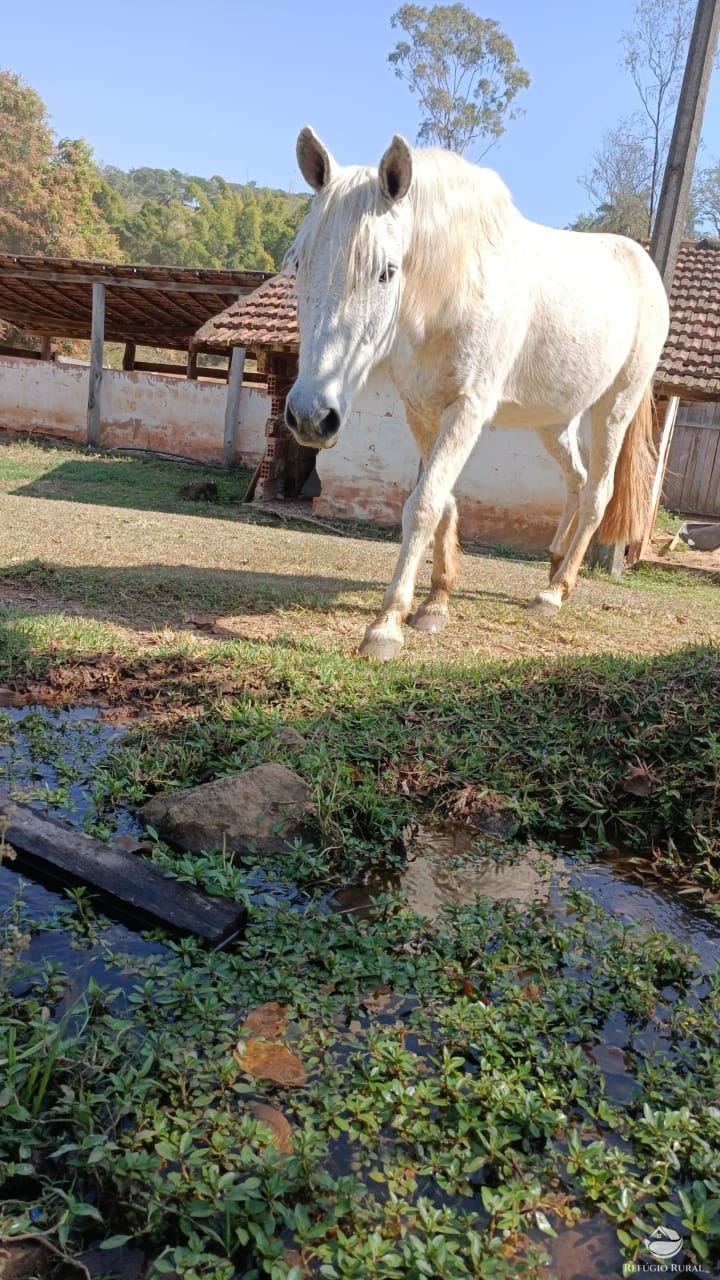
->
(2, 487), (720, 681)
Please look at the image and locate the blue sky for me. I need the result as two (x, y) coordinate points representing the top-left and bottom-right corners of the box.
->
(3, 0), (719, 228)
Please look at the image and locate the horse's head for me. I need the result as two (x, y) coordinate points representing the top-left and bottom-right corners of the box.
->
(285, 127), (412, 449)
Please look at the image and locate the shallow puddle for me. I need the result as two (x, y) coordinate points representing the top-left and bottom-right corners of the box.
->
(334, 823), (720, 972)
(2, 709), (720, 1280)
(0, 702), (136, 831)
(0, 864), (170, 1013)
(378, 825), (720, 1022)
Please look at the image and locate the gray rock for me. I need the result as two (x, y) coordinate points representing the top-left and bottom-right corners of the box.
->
(179, 479), (218, 502)
(274, 725), (307, 751)
(141, 762), (312, 856)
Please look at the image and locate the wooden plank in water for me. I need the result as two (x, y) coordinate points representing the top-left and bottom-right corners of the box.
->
(0, 791), (246, 947)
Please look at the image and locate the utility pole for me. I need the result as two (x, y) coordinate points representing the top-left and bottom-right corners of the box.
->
(650, 0), (720, 293)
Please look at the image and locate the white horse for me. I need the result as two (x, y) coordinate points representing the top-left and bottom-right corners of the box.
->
(285, 127), (670, 660)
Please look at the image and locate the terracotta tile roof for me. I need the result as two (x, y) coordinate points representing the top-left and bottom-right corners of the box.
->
(655, 238), (720, 400)
(194, 272), (298, 354)
(195, 240), (720, 402)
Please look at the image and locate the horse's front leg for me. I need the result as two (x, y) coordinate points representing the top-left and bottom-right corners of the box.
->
(398, 408), (461, 638)
(359, 394), (492, 660)
(409, 492), (460, 634)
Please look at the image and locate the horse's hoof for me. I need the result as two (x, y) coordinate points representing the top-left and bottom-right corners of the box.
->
(358, 633), (404, 661)
(409, 608), (448, 634)
(528, 589), (563, 615)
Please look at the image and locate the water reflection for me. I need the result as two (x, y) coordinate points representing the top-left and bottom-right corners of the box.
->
(402, 826), (568, 913)
(394, 826), (720, 972)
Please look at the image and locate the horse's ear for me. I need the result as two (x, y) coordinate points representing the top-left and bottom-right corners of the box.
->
(296, 127), (337, 192)
(378, 135), (413, 206)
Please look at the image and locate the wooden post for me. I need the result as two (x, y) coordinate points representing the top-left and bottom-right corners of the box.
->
(588, 539), (627, 578)
(223, 346), (246, 467)
(187, 342), (199, 380)
(40, 336), (53, 361)
(87, 281), (105, 448)
(123, 340), (136, 371)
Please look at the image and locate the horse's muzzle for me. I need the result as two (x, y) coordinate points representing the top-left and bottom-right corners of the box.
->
(285, 397), (340, 448)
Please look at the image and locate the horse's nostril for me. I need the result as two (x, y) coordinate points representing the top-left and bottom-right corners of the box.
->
(320, 408), (340, 437)
(285, 401), (299, 433)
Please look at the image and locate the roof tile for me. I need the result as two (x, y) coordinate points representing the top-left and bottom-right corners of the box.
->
(194, 273), (298, 354)
(656, 237), (720, 399)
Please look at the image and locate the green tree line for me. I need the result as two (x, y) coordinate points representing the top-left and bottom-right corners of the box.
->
(0, 67), (309, 270)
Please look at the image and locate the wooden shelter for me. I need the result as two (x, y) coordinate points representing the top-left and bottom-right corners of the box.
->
(0, 254), (271, 450)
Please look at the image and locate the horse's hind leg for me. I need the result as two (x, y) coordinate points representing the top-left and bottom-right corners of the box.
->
(534, 418), (587, 579)
(409, 492), (460, 634)
(531, 386), (642, 613)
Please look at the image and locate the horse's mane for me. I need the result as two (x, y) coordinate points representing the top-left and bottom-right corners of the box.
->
(289, 146), (522, 326)
(401, 149), (521, 330)
(408, 147), (517, 252)
(290, 166), (391, 300)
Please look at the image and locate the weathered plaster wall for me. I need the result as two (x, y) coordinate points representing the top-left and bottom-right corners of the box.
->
(0, 356), (270, 466)
(0, 354), (569, 551)
(313, 369), (566, 550)
(0, 357), (88, 436)
(455, 421), (566, 549)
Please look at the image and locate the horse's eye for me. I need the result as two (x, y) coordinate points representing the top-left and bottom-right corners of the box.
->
(379, 264), (397, 284)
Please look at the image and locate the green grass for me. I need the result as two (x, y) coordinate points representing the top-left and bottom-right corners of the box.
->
(0, 438), (253, 515)
(67, 640), (718, 889)
(2, 594), (720, 886)
(653, 506), (685, 536)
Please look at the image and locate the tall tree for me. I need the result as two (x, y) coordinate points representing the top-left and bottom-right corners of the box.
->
(572, 0), (693, 237)
(620, 0), (694, 232)
(0, 68), (119, 258)
(575, 122), (655, 238)
(693, 158), (720, 234)
(388, 3), (530, 154)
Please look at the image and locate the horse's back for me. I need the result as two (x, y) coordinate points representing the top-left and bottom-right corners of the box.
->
(482, 223), (669, 423)
(518, 222), (669, 362)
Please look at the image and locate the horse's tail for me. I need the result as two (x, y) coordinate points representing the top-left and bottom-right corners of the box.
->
(597, 385), (658, 546)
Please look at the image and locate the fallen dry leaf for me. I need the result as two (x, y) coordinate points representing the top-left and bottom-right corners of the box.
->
(113, 834), (154, 855)
(234, 1040), (307, 1086)
(240, 1001), (289, 1039)
(622, 759), (660, 797)
(359, 985), (393, 1013)
(249, 1101), (294, 1153)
